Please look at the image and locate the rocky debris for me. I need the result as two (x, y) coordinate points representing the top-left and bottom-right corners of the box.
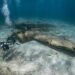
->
(15, 22), (55, 31)
(17, 32), (25, 42)
(24, 31), (40, 40)
(7, 30), (75, 52)
(34, 34), (75, 52)
(7, 31), (41, 43)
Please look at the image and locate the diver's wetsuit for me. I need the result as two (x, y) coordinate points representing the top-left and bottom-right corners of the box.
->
(2, 43), (9, 51)
(0, 42), (10, 51)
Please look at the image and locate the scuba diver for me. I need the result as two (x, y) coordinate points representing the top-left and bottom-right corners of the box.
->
(0, 39), (19, 51)
(0, 42), (10, 51)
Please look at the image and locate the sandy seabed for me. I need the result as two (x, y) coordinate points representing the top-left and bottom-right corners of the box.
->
(0, 21), (75, 75)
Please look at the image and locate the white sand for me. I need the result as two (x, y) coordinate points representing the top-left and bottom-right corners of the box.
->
(0, 41), (74, 75)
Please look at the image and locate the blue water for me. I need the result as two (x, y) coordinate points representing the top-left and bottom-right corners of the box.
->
(0, 0), (75, 43)
(0, 0), (75, 24)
